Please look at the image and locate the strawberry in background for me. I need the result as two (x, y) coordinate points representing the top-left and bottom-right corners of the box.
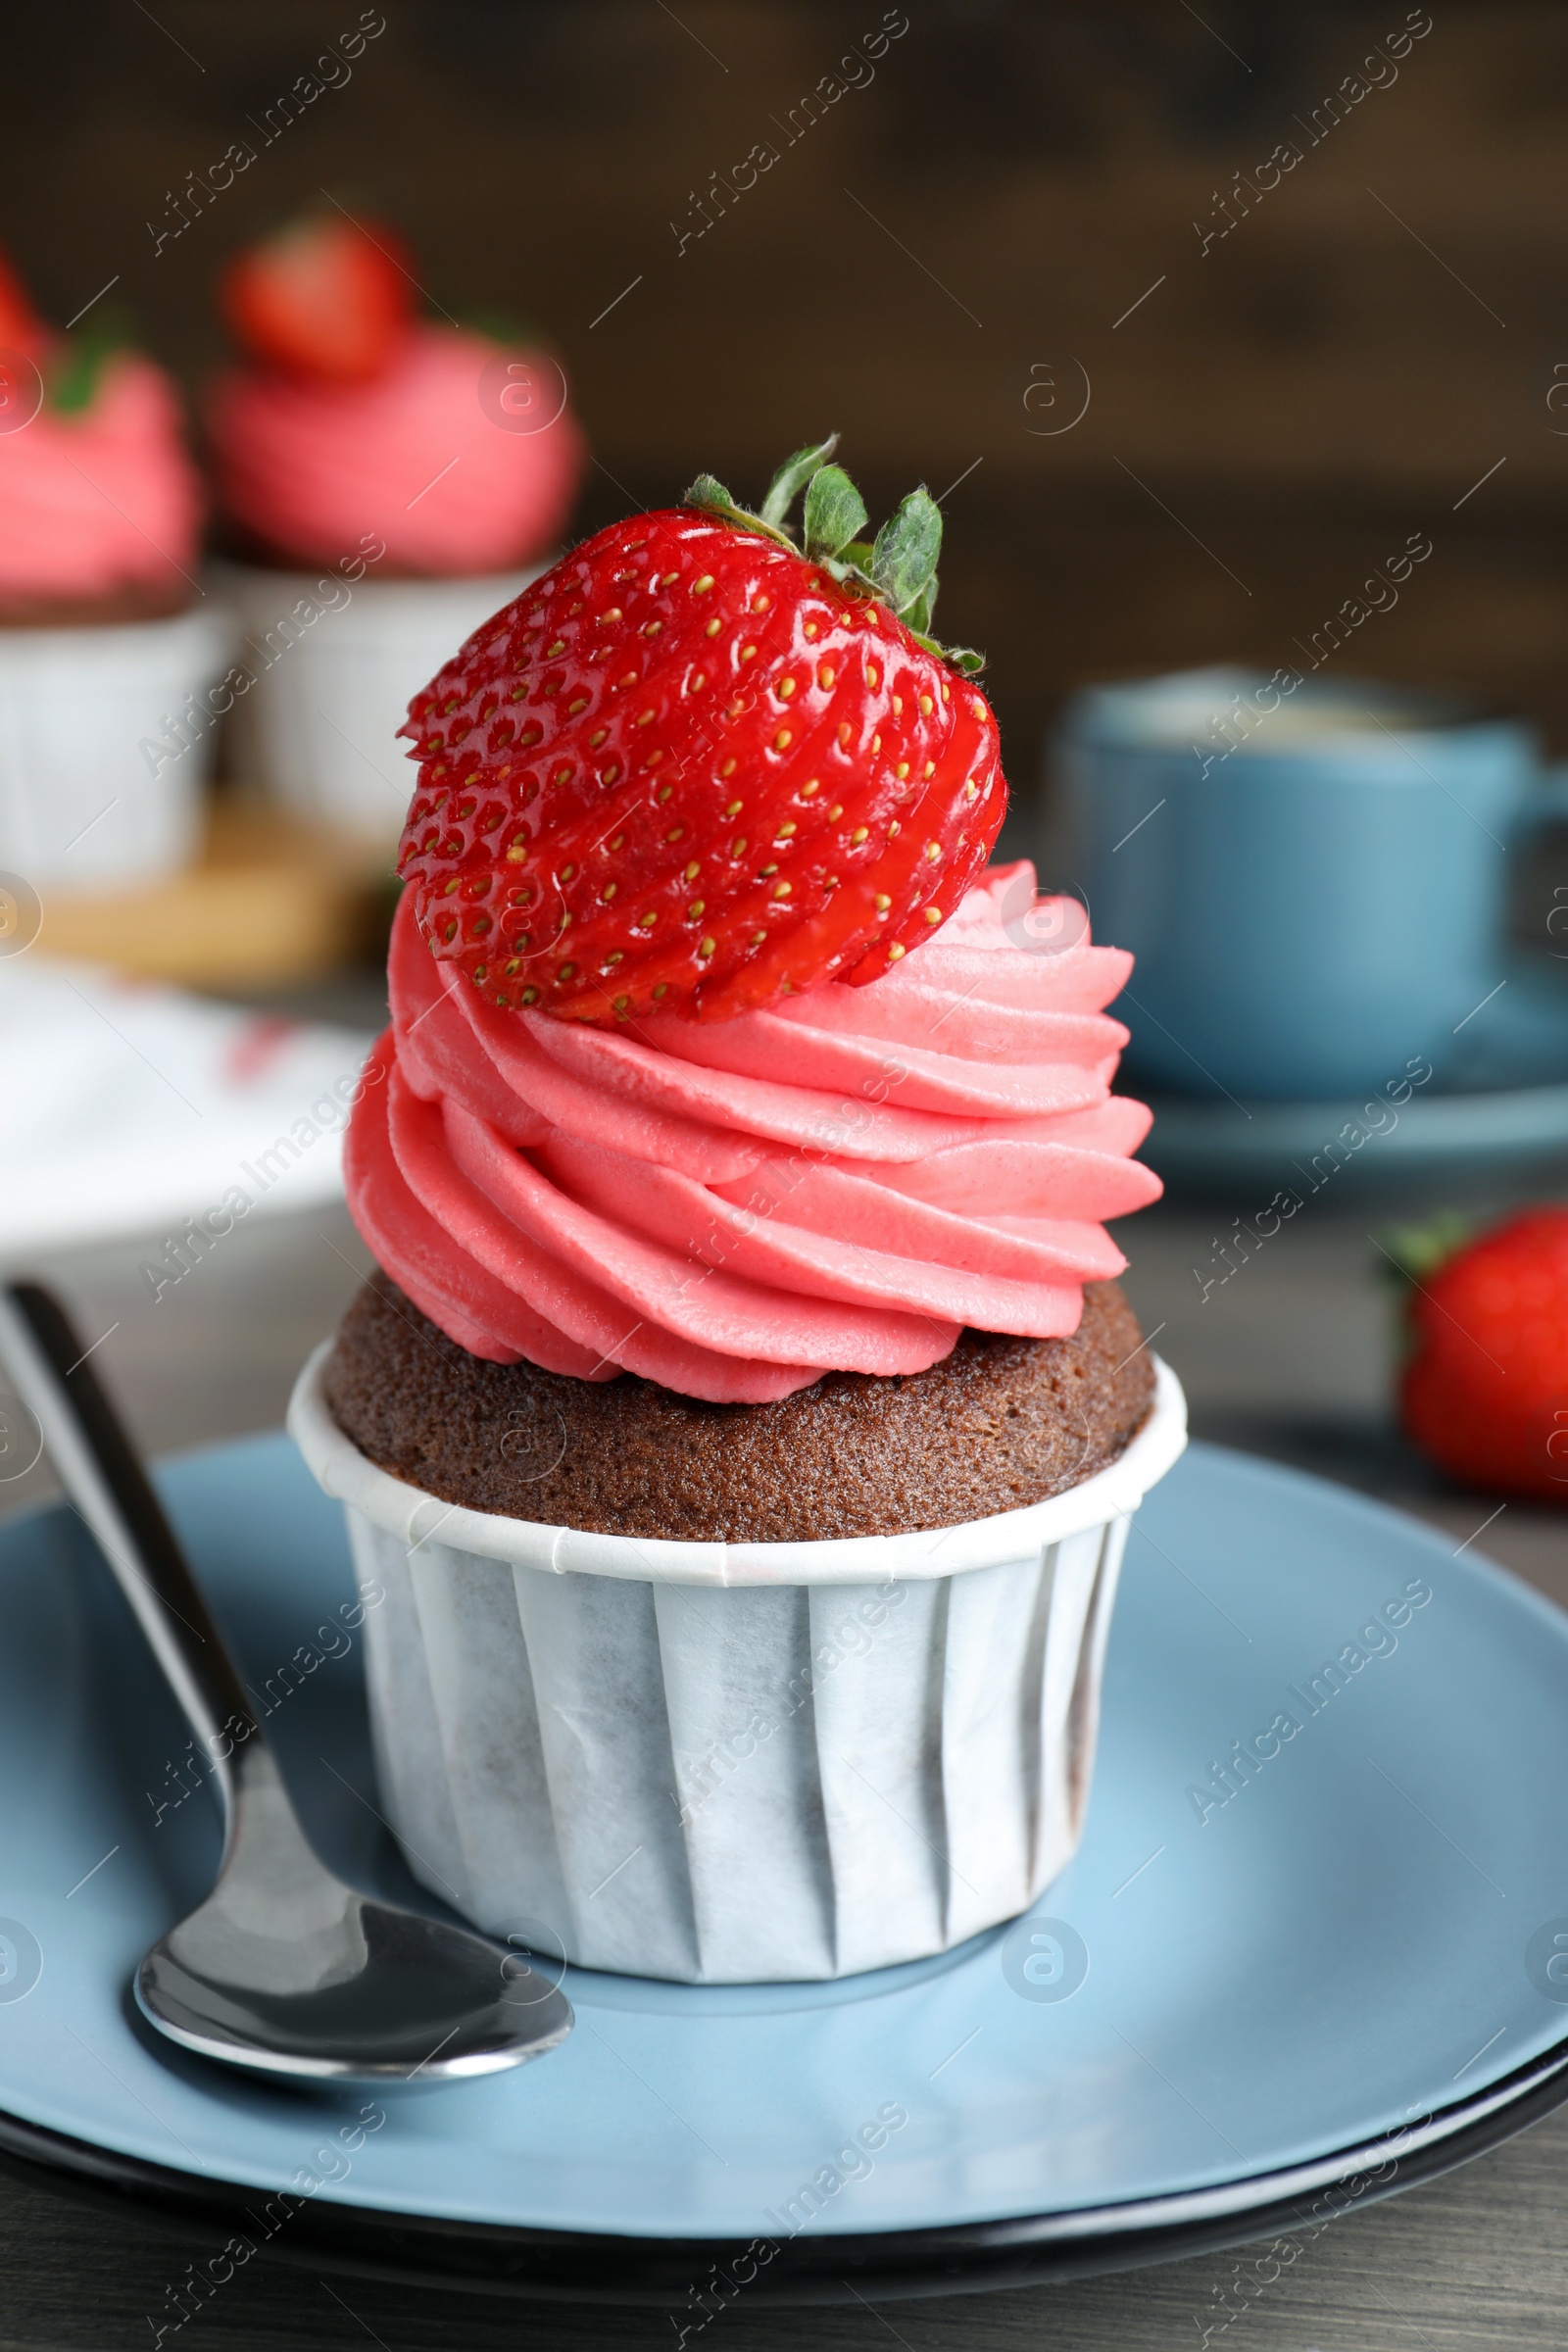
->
(219, 212), (414, 384)
(0, 237), (202, 617)
(0, 247), (45, 359)
(206, 208), (586, 845)
(1389, 1206), (1568, 1503)
(0, 238), (217, 894)
(207, 208), (584, 574)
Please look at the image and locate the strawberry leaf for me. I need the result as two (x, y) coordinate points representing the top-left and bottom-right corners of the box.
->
(683, 473), (798, 550)
(1376, 1215), (1472, 1288)
(871, 486), (942, 618)
(902, 583), (933, 635)
(45, 318), (130, 416)
(913, 632), (984, 673)
(803, 466), (868, 563)
(458, 303), (541, 349)
(760, 434), (838, 528)
(684, 443), (986, 678)
(686, 472), (736, 514)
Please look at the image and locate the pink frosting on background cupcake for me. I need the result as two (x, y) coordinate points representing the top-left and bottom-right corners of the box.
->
(345, 863), (1162, 1403)
(207, 323), (585, 574)
(0, 352), (201, 605)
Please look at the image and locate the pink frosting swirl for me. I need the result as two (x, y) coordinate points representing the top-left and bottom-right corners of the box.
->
(344, 863), (1161, 1403)
(207, 323), (585, 573)
(0, 352), (201, 603)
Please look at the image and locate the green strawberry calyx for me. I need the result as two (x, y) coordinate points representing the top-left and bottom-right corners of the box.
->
(44, 317), (132, 416)
(1376, 1214), (1473, 1290)
(684, 434), (986, 675)
(1377, 1212), (1473, 1361)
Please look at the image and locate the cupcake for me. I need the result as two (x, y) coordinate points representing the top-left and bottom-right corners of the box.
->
(206, 212), (585, 845)
(0, 247), (224, 890)
(288, 444), (1185, 1983)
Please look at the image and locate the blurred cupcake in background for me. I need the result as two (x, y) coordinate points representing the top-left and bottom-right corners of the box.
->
(207, 211), (586, 847)
(0, 246), (223, 892)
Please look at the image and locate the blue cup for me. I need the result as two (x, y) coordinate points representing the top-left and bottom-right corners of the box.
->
(1052, 667), (1568, 1102)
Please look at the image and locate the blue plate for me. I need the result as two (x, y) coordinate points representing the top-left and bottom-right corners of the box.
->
(2, 1434), (1566, 2304)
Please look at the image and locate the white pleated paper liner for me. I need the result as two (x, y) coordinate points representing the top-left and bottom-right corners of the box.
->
(288, 1350), (1187, 1983)
(0, 607), (230, 889)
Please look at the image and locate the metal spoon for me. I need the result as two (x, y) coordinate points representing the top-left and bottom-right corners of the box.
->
(0, 1282), (572, 2085)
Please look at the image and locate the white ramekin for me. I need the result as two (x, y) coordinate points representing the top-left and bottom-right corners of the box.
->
(215, 564), (547, 845)
(288, 1348), (1187, 1984)
(0, 608), (230, 891)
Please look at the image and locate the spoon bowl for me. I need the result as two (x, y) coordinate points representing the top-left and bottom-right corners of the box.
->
(139, 1855), (571, 2083)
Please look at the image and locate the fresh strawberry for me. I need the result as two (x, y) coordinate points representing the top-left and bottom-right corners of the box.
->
(395, 438), (1004, 1023)
(220, 213), (413, 383)
(1394, 1207), (1568, 1504)
(0, 245), (44, 355)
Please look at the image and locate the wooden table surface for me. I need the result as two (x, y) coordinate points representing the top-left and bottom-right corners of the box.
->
(2, 1166), (1564, 2352)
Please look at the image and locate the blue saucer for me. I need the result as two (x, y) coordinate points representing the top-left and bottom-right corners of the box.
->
(1138, 970), (1568, 1196)
(1, 1433), (1566, 2302)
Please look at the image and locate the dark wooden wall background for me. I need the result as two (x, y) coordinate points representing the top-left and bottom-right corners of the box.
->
(9, 0), (1567, 853)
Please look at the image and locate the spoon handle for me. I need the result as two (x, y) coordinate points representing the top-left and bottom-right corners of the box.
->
(0, 1283), (257, 1778)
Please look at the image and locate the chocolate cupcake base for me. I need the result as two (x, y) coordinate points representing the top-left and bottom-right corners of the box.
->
(0, 581), (193, 627)
(323, 1274), (1155, 1544)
